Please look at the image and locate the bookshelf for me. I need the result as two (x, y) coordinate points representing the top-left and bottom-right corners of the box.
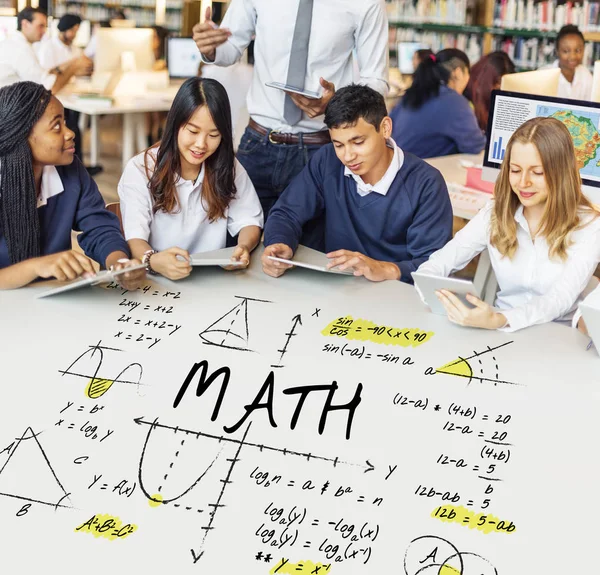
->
(53, 0), (184, 33)
(387, 0), (600, 70)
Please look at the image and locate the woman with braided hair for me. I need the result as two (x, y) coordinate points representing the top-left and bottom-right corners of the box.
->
(0, 81), (145, 289)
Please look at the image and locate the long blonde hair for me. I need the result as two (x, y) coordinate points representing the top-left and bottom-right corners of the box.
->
(490, 116), (598, 260)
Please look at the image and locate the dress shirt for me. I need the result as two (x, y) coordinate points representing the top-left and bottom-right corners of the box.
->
(38, 36), (81, 70)
(0, 31), (55, 90)
(417, 201), (600, 332)
(202, 0), (389, 133)
(118, 150), (264, 253)
(547, 60), (593, 101)
(37, 165), (65, 207)
(344, 139), (404, 197)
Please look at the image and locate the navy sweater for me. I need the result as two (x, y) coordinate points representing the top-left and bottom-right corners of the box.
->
(0, 158), (129, 270)
(390, 85), (486, 159)
(264, 144), (453, 284)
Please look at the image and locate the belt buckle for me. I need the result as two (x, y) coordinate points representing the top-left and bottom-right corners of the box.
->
(268, 129), (281, 144)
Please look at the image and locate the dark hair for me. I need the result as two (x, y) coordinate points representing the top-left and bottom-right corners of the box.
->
(403, 48), (470, 109)
(413, 48), (434, 68)
(465, 51), (515, 130)
(152, 25), (169, 60)
(17, 7), (46, 31)
(324, 84), (387, 131)
(145, 77), (236, 221)
(57, 14), (82, 33)
(0, 82), (52, 264)
(556, 24), (585, 49)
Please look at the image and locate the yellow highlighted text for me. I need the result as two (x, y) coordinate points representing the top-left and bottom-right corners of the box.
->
(148, 493), (163, 508)
(322, 316), (433, 348)
(86, 377), (115, 399)
(431, 505), (516, 535)
(75, 513), (137, 540)
(270, 559), (331, 574)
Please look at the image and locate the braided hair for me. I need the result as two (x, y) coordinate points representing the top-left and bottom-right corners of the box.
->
(0, 81), (52, 264)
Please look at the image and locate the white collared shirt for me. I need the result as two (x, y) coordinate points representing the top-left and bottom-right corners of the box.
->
(118, 151), (264, 253)
(0, 31), (55, 90)
(549, 60), (593, 101)
(344, 139), (404, 197)
(38, 36), (81, 71)
(417, 201), (600, 332)
(37, 165), (64, 207)
(202, 0), (389, 133)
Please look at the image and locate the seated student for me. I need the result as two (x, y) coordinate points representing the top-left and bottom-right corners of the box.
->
(390, 49), (486, 159)
(412, 48), (434, 74)
(118, 77), (263, 280)
(464, 51), (516, 131)
(416, 117), (600, 332)
(544, 25), (592, 101)
(261, 84), (453, 283)
(0, 81), (144, 289)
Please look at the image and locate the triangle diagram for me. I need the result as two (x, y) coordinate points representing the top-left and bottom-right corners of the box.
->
(436, 357), (473, 379)
(199, 299), (250, 350)
(0, 428), (71, 508)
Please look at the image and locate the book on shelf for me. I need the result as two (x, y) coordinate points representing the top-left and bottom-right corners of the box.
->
(386, 0), (472, 26)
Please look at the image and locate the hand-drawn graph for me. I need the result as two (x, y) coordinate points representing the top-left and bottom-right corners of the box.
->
(404, 535), (497, 575)
(271, 314), (303, 368)
(0, 427), (72, 509)
(199, 296), (272, 352)
(135, 416), (366, 563)
(59, 340), (144, 398)
(434, 341), (520, 387)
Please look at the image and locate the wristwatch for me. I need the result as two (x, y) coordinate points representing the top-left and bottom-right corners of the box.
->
(142, 249), (158, 275)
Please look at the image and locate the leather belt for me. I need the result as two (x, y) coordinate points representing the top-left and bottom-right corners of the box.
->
(248, 118), (331, 145)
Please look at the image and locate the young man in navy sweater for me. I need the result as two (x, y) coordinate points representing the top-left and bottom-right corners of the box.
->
(261, 84), (453, 283)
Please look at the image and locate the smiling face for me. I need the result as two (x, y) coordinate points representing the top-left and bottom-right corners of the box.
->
(60, 24), (79, 46)
(27, 96), (76, 167)
(508, 142), (549, 209)
(177, 105), (222, 179)
(558, 33), (584, 73)
(329, 116), (392, 184)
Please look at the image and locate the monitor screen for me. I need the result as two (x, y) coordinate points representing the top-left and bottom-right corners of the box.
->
(397, 42), (427, 75)
(168, 37), (201, 78)
(0, 16), (16, 42)
(484, 90), (600, 192)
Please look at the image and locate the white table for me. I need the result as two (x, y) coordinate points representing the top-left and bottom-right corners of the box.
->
(0, 247), (598, 573)
(58, 83), (181, 167)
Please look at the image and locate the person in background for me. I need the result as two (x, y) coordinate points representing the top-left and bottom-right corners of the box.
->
(261, 85), (452, 283)
(192, 1), (388, 246)
(0, 81), (144, 289)
(0, 8), (92, 93)
(544, 24), (592, 101)
(464, 51), (516, 131)
(146, 25), (170, 148)
(411, 48), (434, 74)
(118, 78), (263, 280)
(390, 49), (485, 159)
(416, 117), (600, 332)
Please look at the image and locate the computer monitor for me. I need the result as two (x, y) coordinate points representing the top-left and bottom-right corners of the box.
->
(397, 42), (428, 75)
(94, 28), (154, 74)
(500, 68), (561, 97)
(591, 61), (600, 103)
(167, 37), (201, 78)
(482, 90), (600, 204)
(0, 16), (17, 42)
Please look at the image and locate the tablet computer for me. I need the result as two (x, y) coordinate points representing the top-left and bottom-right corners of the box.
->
(265, 81), (321, 100)
(36, 263), (146, 299)
(189, 247), (245, 267)
(579, 301), (600, 354)
(411, 271), (484, 315)
(267, 255), (354, 276)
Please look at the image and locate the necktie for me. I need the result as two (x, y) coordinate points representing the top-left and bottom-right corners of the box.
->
(283, 0), (314, 125)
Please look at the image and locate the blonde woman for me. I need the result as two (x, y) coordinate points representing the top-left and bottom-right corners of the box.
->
(416, 116), (600, 332)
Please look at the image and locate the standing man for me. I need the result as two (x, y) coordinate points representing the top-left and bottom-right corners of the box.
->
(0, 8), (91, 93)
(192, 0), (389, 238)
